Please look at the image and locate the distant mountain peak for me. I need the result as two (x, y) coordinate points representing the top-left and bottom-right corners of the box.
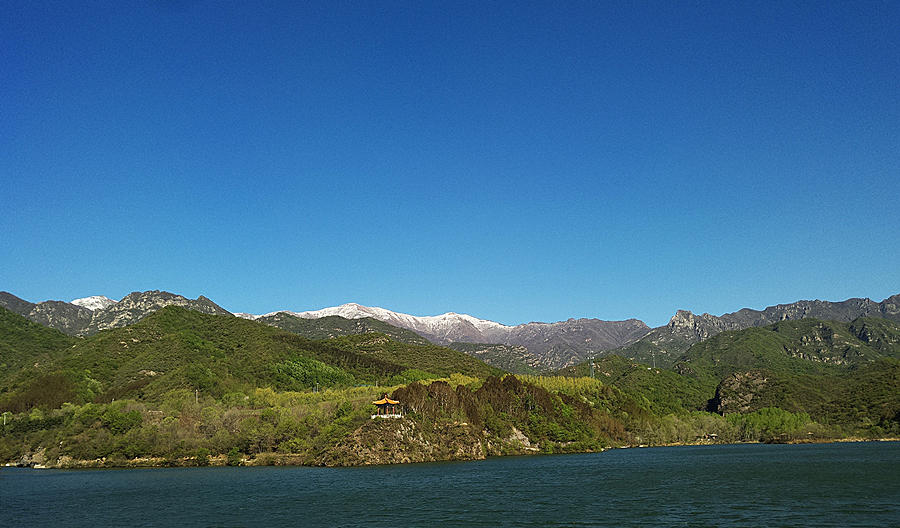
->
(71, 295), (117, 311)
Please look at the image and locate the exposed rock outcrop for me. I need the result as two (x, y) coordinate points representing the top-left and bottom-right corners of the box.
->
(312, 418), (547, 466)
(711, 371), (770, 414)
(83, 291), (230, 334)
(0, 290), (232, 336)
(313, 419), (487, 466)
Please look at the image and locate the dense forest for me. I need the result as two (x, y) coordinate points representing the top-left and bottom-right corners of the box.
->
(1, 306), (898, 468)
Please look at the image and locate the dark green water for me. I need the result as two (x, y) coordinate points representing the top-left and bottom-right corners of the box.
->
(2, 442), (898, 527)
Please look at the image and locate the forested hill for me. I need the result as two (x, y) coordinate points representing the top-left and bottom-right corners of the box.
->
(0, 306), (77, 377)
(673, 317), (900, 383)
(255, 312), (433, 346)
(613, 294), (900, 367)
(0, 305), (499, 413)
(559, 317), (900, 427)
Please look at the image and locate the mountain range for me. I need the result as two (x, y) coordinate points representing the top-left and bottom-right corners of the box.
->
(0, 290), (229, 337)
(616, 294), (900, 369)
(3, 288), (900, 468)
(238, 304), (650, 369)
(2, 290), (898, 371)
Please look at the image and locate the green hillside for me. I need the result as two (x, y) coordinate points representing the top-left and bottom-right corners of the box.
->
(0, 306), (632, 467)
(611, 331), (694, 369)
(257, 313), (433, 346)
(674, 318), (900, 385)
(262, 314), (534, 376)
(554, 317), (900, 433)
(328, 333), (503, 378)
(0, 306), (499, 413)
(0, 307), (77, 377)
(554, 354), (712, 414)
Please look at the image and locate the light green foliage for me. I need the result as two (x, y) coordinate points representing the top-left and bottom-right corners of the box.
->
(393, 369), (439, 383)
(271, 356), (355, 389)
(334, 401), (353, 419)
(632, 412), (738, 445)
(518, 375), (606, 395)
(726, 407), (815, 442)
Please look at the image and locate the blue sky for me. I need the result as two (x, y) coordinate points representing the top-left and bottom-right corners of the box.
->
(3, 1), (898, 328)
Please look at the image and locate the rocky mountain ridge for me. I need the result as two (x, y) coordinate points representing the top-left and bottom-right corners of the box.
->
(614, 294), (900, 367)
(253, 312), (433, 346)
(0, 290), (230, 336)
(668, 296), (900, 341)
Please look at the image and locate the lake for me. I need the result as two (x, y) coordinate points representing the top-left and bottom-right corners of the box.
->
(2, 442), (898, 527)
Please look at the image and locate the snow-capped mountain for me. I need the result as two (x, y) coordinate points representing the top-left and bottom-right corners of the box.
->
(241, 303), (515, 343)
(71, 295), (118, 311)
(239, 303), (651, 368)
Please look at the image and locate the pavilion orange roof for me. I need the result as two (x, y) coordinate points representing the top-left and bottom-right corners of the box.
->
(372, 396), (399, 405)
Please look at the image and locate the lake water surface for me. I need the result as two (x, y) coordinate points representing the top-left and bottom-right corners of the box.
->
(2, 442), (898, 527)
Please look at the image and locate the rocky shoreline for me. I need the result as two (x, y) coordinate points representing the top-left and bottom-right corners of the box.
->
(9, 434), (897, 470)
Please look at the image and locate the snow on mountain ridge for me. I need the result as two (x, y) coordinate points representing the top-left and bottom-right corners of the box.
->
(238, 304), (652, 362)
(241, 303), (512, 342)
(70, 295), (117, 311)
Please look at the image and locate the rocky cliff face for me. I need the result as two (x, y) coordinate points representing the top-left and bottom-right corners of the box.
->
(0, 292), (38, 316)
(314, 419), (488, 466)
(666, 310), (739, 341)
(710, 371), (770, 414)
(0, 290), (232, 336)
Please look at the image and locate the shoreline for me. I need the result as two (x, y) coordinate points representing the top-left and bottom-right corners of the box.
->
(7, 436), (898, 470)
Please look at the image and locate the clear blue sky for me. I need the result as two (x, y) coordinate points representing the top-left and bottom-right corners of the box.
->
(3, 1), (898, 328)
